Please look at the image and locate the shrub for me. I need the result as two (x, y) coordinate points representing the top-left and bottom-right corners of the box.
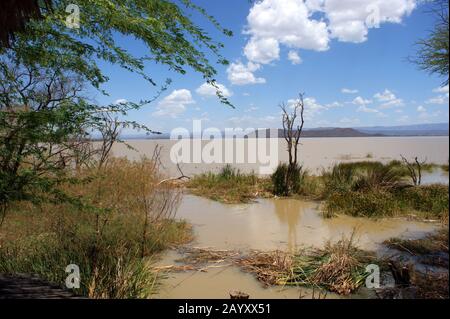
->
(352, 164), (406, 192)
(271, 163), (306, 196)
(322, 163), (357, 196)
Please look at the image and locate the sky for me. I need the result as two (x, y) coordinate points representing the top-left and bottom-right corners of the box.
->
(93, 0), (449, 134)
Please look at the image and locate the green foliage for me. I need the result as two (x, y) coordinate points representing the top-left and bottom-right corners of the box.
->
(3, 0), (233, 104)
(324, 184), (448, 219)
(322, 163), (357, 195)
(395, 184), (449, 218)
(1, 0), (233, 208)
(321, 161), (448, 219)
(271, 163), (306, 196)
(352, 163), (405, 192)
(412, 0), (449, 85)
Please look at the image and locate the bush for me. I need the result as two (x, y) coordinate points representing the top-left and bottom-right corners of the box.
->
(322, 163), (357, 195)
(271, 163), (306, 196)
(352, 164), (406, 192)
(396, 184), (449, 219)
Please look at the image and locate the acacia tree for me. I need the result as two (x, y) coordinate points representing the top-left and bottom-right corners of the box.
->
(3, 0), (233, 105)
(0, 54), (91, 215)
(0, 0), (233, 215)
(412, 0), (449, 86)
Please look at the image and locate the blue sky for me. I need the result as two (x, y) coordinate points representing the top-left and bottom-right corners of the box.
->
(93, 0), (449, 134)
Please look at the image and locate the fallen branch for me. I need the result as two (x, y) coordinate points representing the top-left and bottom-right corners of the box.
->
(157, 162), (190, 185)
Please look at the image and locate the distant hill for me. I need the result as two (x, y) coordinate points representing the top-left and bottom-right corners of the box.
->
(121, 122), (449, 139)
(357, 123), (449, 136)
(250, 128), (382, 138)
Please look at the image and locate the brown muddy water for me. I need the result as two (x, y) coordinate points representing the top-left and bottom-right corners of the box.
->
(153, 195), (441, 299)
(116, 137), (447, 298)
(112, 137), (449, 176)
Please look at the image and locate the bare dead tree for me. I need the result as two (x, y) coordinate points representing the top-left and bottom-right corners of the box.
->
(274, 93), (306, 196)
(154, 145), (190, 185)
(401, 155), (427, 186)
(97, 112), (121, 168)
(280, 93), (305, 167)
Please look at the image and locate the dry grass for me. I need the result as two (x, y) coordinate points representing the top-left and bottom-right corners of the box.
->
(385, 228), (448, 256)
(384, 228), (449, 268)
(0, 158), (192, 298)
(413, 271), (449, 299)
(168, 234), (379, 296)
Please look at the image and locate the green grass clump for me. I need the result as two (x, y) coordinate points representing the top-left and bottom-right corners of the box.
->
(323, 189), (400, 218)
(322, 161), (449, 219)
(271, 163), (307, 196)
(187, 165), (269, 203)
(324, 184), (448, 219)
(395, 184), (449, 219)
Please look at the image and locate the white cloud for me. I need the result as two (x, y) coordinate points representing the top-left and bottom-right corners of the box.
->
(417, 105), (426, 112)
(352, 96), (372, 106)
(374, 89), (396, 102)
(288, 50), (303, 65)
(374, 89), (404, 108)
(324, 0), (416, 43)
(242, 0), (416, 66)
(153, 89), (195, 118)
(325, 101), (343, 108)
(341, 88), (358, 94)
(287, 96), (327, 120)
(432, 85), (449, 94)
(244, 37), (280, 64)
(244, 0), (329, 65)
(379, 98), (404, 108)
(425, 95), (448, 105)
(357, 105), (379, 113)
(196, 82), (232, 98)
(227, 61), (266, 85)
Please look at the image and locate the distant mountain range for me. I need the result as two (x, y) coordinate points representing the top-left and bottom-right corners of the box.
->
(356, 123), (449, 136)
(122, 123), (449, 139)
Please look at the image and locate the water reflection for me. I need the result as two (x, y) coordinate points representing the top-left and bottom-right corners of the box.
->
(175, 195), (438, 251)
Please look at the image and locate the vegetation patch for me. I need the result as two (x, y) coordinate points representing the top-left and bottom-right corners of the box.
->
(321, 161), (449, 219)
(0, 158), (192, 298)
(238, 235), (378, 295)
(187, 165), (271, 204)
(168, 235), (380, 296)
